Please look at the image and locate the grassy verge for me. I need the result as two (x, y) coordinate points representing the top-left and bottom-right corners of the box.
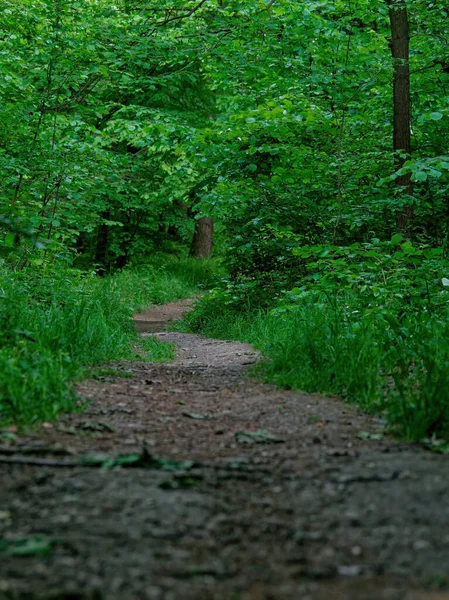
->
(0, 256), (215, 426)
(184, 291), (449, 445)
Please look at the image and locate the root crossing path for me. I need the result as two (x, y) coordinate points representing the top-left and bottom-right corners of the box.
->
(1, 301), (449, 600)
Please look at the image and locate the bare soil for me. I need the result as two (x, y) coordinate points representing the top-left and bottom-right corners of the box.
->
(1, 300), (449, 600)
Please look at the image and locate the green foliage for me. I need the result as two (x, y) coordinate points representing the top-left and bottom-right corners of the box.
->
(0, 0), (217, 270)
(186, 243), (449, 441)
(2, 0), (448, 271)
(188, 0), (449, 289)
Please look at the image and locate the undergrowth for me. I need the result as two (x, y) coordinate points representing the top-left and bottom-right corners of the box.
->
(184, 239), (449, 444)
(0, 255), (215, 426)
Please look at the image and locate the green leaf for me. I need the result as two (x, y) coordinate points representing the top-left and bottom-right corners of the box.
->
(390, 234), (403, 245)
(4, 233), (16, 247)
(0, 536), (53, 556)
(413, 171), (427, 182)
(430, 112), (443, 121)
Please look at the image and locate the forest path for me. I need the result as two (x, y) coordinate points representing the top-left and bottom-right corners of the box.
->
(0, 300), (449, 600)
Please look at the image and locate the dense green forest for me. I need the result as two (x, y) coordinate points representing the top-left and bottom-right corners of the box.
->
(1, 0), (449, 444)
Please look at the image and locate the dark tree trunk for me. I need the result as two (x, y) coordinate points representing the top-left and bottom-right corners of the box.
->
(189, 217), (213, 258)
(115, 252), (129, 269)
(388, 0), (413, 234)
(94, 211), (110, 275)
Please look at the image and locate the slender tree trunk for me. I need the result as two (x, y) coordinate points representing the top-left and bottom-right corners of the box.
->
(189, 217), (214, 258)
(94, 211), (110, 275)
(387, 0), (413, 234)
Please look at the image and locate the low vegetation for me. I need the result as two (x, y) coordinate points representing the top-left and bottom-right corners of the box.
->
(185, 238), (449, 444)
(0, 256), (215, 426)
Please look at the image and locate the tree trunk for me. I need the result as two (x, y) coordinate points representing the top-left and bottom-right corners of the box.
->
(94, 211), (110, 275)
(388, 0), (413, 234)
(189, 217), (213, 258)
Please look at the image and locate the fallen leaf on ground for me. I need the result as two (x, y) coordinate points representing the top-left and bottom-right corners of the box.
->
(182, 412), (212, 420)
(82, 447), (195, 471)
(0, 536), (54, 557)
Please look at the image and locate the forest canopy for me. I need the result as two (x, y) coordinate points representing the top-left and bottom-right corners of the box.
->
(1, 0), (448, 270)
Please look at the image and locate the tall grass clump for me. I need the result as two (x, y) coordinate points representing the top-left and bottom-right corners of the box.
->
(104, 255), (218, 312)
(185, 292), (383, 410)
(0, 257), (215, 426)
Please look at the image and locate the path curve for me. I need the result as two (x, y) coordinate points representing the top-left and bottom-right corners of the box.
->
(0, 300), (448, 600)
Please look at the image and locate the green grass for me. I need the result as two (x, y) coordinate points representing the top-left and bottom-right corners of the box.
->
(0, 256), (215, 426)
(108, 254), (218, 312)
(139, 335), (176, 362)
(184, 292), (449, 443)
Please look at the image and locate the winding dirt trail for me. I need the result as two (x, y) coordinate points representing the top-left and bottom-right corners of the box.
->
(1, 300), (449, 600)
